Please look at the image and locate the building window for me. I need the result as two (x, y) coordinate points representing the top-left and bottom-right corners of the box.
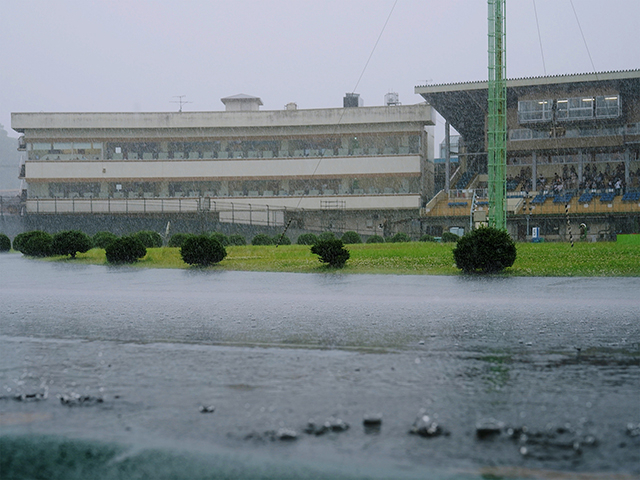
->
(518, 99), (552, 123)
(595, 95), (620, 118)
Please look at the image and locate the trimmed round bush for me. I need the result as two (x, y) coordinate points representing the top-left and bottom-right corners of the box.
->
(52, 230), (92, 258)
(366, 235), (385, 244)
(273, 234), (291, 245)
(133, 230), (163, 248)
(452, 227), (517, 274)
(252, 233), (273, 245)
(228, 234), (247, 246)
(318, 232), (336, 242)
(296, 233), (318, 245)
(180, 234), (227, 267)
(0, 234), (11, 252)
(168, 233), (193, 248)
(389, 232), (411, 243)
(13, 231), (39, 253)
(16, 231), (53, 257)
(441, 232), (460, 243)
(210, 232), (229, 246)
(419, 234), (436, 242)
(341, 231), (362, 244)
(105, 236), (147, 264)
(93, 231), (118, 249)
(311, 238), (350, 268)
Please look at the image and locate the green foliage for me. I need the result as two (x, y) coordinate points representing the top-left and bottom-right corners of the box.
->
(310, 238), (350, 268)
(273, 234), (291, 245)
(341, 231), (362, 244)
(210, 232), (229, 246)
(93, 231), (118, 249)
(366, 235), (385, 244)
(15, 231), (53, 257)
(0, 233), (10, 252)
(105, 236), (147, 264)
(419, 234), (436, 242)
(296, 233), (318, 245)
(318, 232), (336, 242)
(167, 233), (193, 248)
(452, 227), (517, 274)
(180, 235), (227, 267)
(52, 230), (92, 258)
(133, 230), (163, 248)
(441, 232), (460, 243)
(227, 234), (247, 246)
(389, 232), (411, 243)
(251, 233), (273, 245)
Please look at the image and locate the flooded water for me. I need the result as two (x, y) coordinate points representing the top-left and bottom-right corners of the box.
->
(1, 254), (639, 479)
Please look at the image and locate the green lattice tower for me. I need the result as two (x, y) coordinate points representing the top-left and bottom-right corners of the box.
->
(488, 0), (507, 230)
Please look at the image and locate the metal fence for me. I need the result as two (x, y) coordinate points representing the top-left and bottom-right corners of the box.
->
(25, 197), (288, 227)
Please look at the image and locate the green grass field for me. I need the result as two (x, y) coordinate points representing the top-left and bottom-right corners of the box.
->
(56, 241), (640, 276)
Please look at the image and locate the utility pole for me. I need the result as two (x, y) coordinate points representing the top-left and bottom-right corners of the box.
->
(487, 0), (507, 230)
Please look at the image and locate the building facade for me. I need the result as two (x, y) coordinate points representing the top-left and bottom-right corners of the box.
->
(13, 97), (434, 236)
(415, 70), (640, 240)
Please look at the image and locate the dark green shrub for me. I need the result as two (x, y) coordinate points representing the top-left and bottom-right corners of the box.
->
(297, 233), (318, 245)
(310, 238), (350, 268)
(452, 227), (517, 274)
(17, 231), (53, 257)
(0, 234), (10, 252)
(180, 235), (227, 267)
(105, 236), (147, 264)
(273, 234), (291, 245)
(13, 231), (39, 253)
(441, 232), (460, 243)
(228, 234), (247, 246)
(366, 235), (385, 244)
(52, 230), (92, 258)
(341, 231), (362, 244)
(167, 233), (193, 248)
(318, 232), (336, 242)
(252, 233), (273, 245)
(389, 232), (411, 243)
(210, 232), (230, 246)
(133, 230), (163, 248)
(419, 234), (436, 242)
(93, 231), (118, 249)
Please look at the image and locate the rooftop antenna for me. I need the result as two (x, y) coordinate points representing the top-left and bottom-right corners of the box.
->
(171, 95), (192, 112)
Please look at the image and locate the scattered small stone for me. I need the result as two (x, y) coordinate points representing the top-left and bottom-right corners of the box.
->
(275, 428), (298, 441)
(199, 405), (215, 413)
(410, 411), (446, 438)
(304, 417), (350, 436)
(626, 423), (640, 437)
(418, 340), (425, 345)
(3, 390), (48, 402)
(475, 418), (505, 439)
(363, 414), (383, 426)
(58, 393), (104, 407)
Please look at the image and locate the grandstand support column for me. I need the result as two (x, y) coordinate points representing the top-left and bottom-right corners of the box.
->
(532, 151), (537, 192)
(578, 150), (584, 185)
(487, 0), (507, 230)
(445, 121), (451, 192)
(624, 148), (631, 186)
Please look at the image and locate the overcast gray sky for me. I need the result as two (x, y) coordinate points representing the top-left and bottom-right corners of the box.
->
(1, 0), (638, 138)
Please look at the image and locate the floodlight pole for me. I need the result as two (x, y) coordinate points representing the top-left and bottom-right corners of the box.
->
(488, 0), (507, 230)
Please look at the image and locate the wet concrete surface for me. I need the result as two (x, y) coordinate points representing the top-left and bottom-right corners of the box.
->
(0, 254), (639, 479)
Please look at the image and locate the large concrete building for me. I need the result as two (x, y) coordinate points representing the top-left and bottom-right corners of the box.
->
(416, 69), (640, 240)
(12, 95), (434, 236)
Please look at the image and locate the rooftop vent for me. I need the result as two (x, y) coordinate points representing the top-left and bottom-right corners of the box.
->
(385, 92), (400, 106)
(221, 94), (263, 112)
(285, 102), (298, 111)
(344, 93), (363, 108)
